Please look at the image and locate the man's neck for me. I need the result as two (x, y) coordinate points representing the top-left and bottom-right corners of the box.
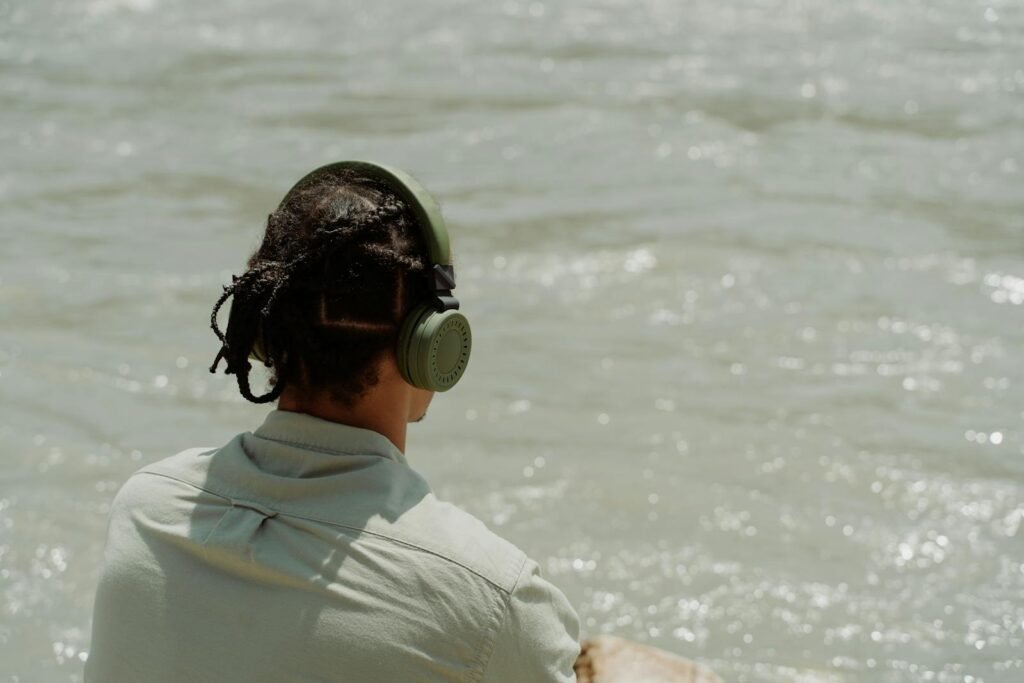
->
(277, 383), (411, 454)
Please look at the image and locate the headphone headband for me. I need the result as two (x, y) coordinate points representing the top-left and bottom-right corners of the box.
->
(282, 160), (452, 267)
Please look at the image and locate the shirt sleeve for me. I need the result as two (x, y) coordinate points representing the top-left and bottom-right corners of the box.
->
(482, 558), (581, 682)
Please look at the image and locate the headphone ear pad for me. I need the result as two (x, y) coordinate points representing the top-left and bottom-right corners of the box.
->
(397, 304), (472, 391)
(250, 330), (268, 363)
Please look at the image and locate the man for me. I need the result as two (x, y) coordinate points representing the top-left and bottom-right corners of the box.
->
(86, 161), (581, 682)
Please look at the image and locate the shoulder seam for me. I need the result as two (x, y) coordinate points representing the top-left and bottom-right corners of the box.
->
(474, 553), (529, 682)
(132, 470), (517, 593)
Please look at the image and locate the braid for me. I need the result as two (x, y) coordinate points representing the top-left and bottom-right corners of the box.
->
(209, 267), (283, 402)
(208, 168), (430, 405)
(235, 359), (284, 404)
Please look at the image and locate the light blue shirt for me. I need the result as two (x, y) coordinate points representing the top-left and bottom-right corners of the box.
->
(86, 410), (580, 682)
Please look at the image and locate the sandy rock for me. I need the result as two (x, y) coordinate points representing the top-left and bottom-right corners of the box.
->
(574, 636), (725, 683)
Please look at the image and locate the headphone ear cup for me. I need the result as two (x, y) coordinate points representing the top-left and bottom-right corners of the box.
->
(397, 304), (433, 388)
(397, 304), (472, 391)
(250, 331), (267, 363)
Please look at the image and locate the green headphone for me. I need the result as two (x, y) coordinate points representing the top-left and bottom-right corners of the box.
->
(250, 160), (472, 392)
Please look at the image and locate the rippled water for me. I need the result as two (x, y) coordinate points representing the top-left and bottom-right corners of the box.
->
(3, 0), (1023, 681)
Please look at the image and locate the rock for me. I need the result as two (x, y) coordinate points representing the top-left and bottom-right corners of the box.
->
(574, 636), (725, 683)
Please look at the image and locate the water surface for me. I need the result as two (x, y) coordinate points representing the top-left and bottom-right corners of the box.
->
(2, 0), (1023, 681)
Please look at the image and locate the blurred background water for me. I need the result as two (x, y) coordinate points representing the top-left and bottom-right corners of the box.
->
(2, 0), (1023, 681)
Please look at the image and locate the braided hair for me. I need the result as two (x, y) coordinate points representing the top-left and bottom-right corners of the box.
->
(209, 166), (430, 404)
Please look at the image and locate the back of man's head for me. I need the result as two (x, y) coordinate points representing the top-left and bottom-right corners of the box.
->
(209, 165), (430, 406)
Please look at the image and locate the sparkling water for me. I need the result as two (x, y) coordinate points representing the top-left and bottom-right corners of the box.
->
(2, 0), (1022, 680)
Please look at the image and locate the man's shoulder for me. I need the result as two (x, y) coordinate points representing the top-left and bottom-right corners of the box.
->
(112, 445), (219, 497)
(395, 493), (529, 594)
(138, 445), (220, 473)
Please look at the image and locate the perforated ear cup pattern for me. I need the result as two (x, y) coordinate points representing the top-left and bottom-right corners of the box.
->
(397, 305), (472, 391)
(425, 311), (472, 390)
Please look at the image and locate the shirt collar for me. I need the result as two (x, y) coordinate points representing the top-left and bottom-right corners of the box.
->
(253, 409), (407, 465)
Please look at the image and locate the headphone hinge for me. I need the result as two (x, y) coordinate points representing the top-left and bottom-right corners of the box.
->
(435, 294), (460, 311)
(432, 264), (456, 291)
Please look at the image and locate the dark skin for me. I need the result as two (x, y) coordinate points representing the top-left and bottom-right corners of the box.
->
(278, 352), (433, 454)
